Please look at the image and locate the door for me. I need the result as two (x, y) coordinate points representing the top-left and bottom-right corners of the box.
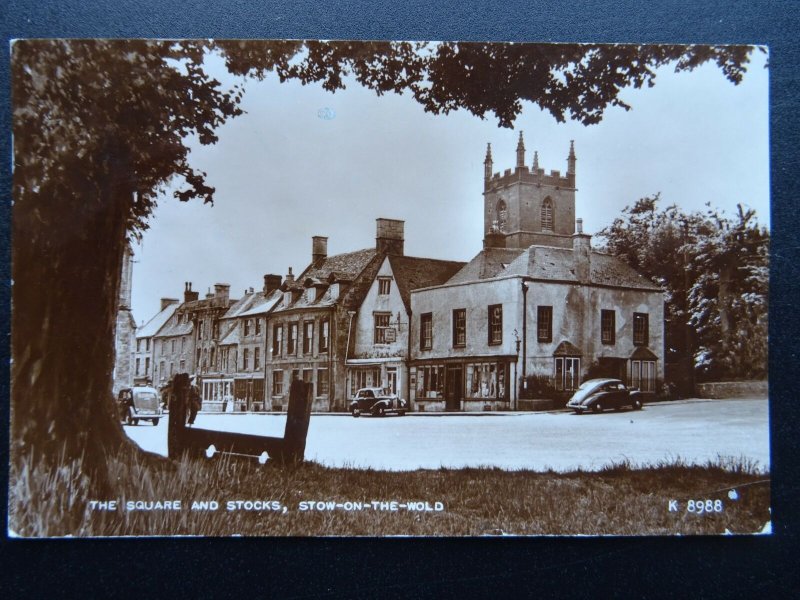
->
(445, 366), (463, 411)
(386, 367), (398, 396)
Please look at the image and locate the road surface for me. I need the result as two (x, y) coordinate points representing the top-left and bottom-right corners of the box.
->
(124, 399), (769, 472)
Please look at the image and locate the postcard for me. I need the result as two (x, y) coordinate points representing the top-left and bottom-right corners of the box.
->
(9, 40), (770, 537)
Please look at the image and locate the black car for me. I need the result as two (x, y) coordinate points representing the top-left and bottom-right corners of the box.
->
(566, 378), (643, 414)
(349, 387), (407, 417)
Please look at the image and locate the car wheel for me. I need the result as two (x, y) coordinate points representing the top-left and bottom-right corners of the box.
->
(351, 407), (361, 418)
(398, 411), (406, 417)
(374, 406), (386, 417)
(592, 402), (603, 414)
(573, 409), (583, 415)
(152, 418), (160, 426)
(631, 397), (643, 410)
(133, 418), (140, 426)
(126, 413), (134, 426)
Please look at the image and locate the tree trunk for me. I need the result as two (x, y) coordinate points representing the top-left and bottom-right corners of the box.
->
(11, 148), (143, 496)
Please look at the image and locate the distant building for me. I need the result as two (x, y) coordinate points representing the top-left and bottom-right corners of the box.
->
(136, 297), (180, 386)
(409, 135), (665, 411)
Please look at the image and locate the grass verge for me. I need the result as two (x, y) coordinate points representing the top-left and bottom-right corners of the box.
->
(9, 452), (770, 537)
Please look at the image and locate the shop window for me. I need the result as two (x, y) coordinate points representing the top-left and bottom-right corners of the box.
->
(466, 362), (508, 399)
(417, 364), (445, 399)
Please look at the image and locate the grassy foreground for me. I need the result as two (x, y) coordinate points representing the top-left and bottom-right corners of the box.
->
(9, 451), (770, 537)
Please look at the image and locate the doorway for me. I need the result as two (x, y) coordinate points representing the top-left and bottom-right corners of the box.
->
(445, 366), (463, 411)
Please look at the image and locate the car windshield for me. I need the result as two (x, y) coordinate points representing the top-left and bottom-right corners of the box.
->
(569, 381), (607, 403)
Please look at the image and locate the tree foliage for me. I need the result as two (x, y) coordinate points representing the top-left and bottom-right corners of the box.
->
(10, 39), (757, 487)
(598, 197), (769, 382)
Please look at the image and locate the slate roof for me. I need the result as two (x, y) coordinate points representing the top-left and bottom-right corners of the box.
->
(237, 290), (282, 318)
(446, 248), (525, 284)
(446, 245), (661, 291)
(389, 255), (467, 311)
(155, 313), (193, 338)
(272, 248), (381, 314)
(218, 322), (240, 346)
(137, 302), (180, 338)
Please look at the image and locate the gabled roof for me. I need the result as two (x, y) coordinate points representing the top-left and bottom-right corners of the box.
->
(388, 255), (467, 311)
(221, 292), (263, 320)
(154, 311), (193, 338)
(446, 245), (661, 291)
(137, 301), (180, 338)
(218, 322), (240, 346)
(237, 289), (282, 318)
(273, 248), (381, 314)
(299, 248), (378, 283)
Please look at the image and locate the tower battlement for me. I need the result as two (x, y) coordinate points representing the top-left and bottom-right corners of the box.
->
(482, 135), (578, 250)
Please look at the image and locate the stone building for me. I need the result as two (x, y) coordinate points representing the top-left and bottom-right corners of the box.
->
(215, 277), (282, 411)
(136, 297), (179, 386)
(112, 245), (137, 395)
(346, 253), (464, 402)
(150, 297), (195, 388)
(409, 135), (665, 411)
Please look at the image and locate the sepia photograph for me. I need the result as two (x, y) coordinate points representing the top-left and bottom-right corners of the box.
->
(9, 39), (770, 537)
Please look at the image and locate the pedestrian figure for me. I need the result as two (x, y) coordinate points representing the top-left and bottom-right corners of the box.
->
(188, 380), (201, 426)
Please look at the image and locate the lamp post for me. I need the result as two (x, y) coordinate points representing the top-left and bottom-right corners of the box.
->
(521, 280), (529, 399)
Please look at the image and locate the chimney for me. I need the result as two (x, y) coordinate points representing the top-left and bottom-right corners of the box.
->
(376, 218), (405, 256)
(184, 282), (199, 303)
(285, 267), (295, 285)
(312, 236), (328, 266)
(263, 274), (282, 295)
(572, 218), (592, 283)
(206, 288), (214, 300)
(160, 298), (179, 312)
(214, 283), (230, 302)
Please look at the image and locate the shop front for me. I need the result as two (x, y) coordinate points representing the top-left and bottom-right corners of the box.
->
(199, 376), (234, 412)
(346, 358), (405, 402)
(411, 356), (515, 412)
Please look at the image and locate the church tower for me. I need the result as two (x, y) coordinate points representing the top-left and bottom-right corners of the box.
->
(483, 134), (577, 249)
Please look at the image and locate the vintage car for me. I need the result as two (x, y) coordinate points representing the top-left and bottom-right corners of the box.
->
(118, 386), (163, 426)
(349, 387), (407, 417)
(566, 378), (644, 414)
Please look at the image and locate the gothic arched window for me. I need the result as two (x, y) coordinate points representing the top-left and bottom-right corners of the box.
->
(496, 200), (508, 232)
(541, 197), (554, 231)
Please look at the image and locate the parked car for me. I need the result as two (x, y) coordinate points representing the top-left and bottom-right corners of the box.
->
(566, 378), (643, 414)
(350, 387), (407, 417)
(118, 386), (163, 425)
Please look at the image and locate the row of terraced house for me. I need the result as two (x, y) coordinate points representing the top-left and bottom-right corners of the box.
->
(130, 136), (665, 412)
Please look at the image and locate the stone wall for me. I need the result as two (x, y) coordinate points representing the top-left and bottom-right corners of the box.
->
(696, 381), (768, 399)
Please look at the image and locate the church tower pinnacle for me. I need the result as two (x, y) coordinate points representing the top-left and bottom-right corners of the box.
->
(516, 131), (526, 169)
(484, 143), (493, 181)
(567, 140), (576, 175)
(533, 150), (539, 172)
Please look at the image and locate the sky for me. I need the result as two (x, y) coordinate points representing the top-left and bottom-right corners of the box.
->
(130, 45), (769, 323)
